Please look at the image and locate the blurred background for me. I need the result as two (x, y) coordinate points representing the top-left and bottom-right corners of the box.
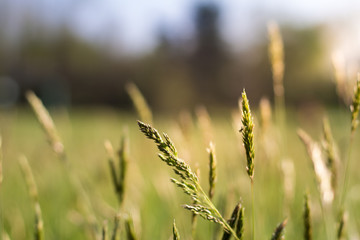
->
(1, 0), (360, 111)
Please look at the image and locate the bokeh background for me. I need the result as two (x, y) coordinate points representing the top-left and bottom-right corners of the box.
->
(1, 1), (360, 240)
(1, 0), (360, 111)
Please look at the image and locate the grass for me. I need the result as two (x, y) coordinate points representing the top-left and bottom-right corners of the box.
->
(1, 23), (360, 239)
(0, 103), (359, 239)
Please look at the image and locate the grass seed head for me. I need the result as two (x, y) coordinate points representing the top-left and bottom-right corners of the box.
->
(271, 219), (287, 240)
(241, 90), (255, 180)
(350, 76), (360, 133)
(208, 142), (217, 200)
(222, 202), (242, 240)
(126, 82), (153, 124)
(26, 91), (65, 159)
(268, 21), (284, 98)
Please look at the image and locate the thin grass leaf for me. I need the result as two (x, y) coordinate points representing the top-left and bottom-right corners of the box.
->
(18, 155), (44, 240)
(111, 214), (121, 240)
(102, 221), (108, 240)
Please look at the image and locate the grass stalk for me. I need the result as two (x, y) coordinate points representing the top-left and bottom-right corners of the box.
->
(173, 219), (180, 240)
(0, 136), (2, 186)
(102, 221), (108, 240)
(111, 214), (121, 240)
(251, 181), (255, 240)
(18, 155), (44, 240)
(339, 77), (360, 208)
(26, 91), (98, 237)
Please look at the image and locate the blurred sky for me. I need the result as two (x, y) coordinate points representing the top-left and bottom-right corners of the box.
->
(2, 0), (360, 56)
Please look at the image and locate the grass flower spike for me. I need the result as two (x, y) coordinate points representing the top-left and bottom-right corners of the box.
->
(26, 91), (65, 158)
(208, 142), (217, 200)
(241, 89), (255, 180)
(138, 121), (240, 240)
(350, 76), (360, 134)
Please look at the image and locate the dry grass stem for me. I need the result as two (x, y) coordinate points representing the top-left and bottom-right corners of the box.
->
(18, 155), (44, 240)
(26, 91), (65, 158)
(126, 82), (153, 124)
(270, 219), (287, 240)
(298, 129), (334, 205)
(173, 219), (180, 240)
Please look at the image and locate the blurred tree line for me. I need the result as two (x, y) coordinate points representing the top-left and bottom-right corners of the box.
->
(0, 2), (336, 111)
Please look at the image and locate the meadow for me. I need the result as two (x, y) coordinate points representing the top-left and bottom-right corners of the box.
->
(1, 23), (360, 240)
(0, 94), (359, 240)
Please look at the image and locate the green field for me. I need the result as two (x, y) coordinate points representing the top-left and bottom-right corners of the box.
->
(0, 102), (359, 240)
